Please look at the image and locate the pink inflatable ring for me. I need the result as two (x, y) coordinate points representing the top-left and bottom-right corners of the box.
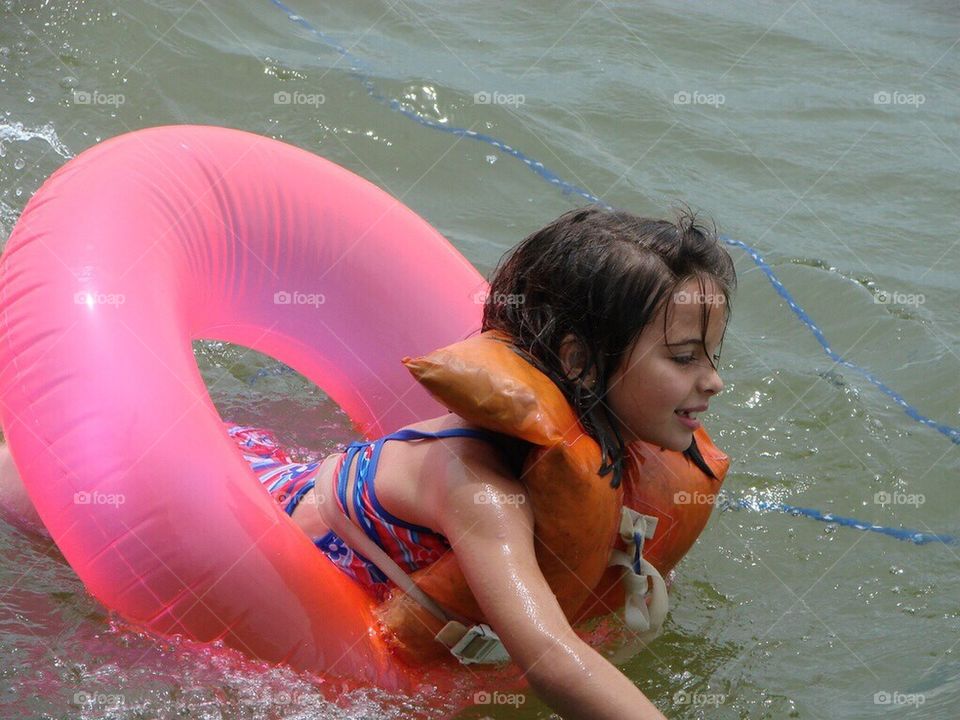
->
(0, 125), (489, 691)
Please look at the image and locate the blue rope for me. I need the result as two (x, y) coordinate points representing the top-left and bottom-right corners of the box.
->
(268, 0), (604, 205)
(266, 1), (959, 545)
(722, 237), (960, 446)
(723, 497), (958, 546)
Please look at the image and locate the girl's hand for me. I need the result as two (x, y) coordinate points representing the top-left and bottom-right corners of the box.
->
(436, 447), (669, 720)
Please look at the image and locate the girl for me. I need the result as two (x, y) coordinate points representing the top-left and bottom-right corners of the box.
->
(233, 205), (735, 719)
(0, 206), (735, 719)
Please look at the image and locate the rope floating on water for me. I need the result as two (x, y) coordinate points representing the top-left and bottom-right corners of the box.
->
(722, 497), (959, 545)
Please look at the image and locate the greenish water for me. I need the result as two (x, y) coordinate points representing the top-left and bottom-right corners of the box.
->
(1, 1), (958, 718)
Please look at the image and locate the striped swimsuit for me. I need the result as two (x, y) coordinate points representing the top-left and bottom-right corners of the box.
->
(227, 423), (504, 601)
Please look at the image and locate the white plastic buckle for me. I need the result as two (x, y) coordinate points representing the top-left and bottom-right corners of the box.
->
(447, 623), (511, 665)
(609, 507), (669, 634)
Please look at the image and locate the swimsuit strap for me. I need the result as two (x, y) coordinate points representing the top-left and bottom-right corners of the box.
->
(333, 427), (504, 544)
(364, 428), (503, 535)
(379, 427), (503, 443)
(334, 443), (367, 522)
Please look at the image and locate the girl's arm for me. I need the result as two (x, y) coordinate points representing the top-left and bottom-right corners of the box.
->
(436, 451), (668, 720)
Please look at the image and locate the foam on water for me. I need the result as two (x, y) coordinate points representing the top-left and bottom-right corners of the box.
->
(0, 121), (74, 160)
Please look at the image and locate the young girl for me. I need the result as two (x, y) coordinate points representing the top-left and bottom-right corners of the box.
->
(231, 206), (736, 719)
(0, 206), (734, 719)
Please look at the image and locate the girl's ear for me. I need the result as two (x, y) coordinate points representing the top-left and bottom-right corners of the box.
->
(559, 333), (597, 386)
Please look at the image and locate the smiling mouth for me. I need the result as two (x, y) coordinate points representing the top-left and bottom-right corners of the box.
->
(675, 407), (705, 429)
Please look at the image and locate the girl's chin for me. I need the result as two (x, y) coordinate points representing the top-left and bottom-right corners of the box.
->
(617, 420), (693, 452)
(661, 428), (696, 452)
(627, 430), (693, 453)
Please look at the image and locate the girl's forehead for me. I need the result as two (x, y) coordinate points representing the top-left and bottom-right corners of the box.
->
(660, 292), (727, 346)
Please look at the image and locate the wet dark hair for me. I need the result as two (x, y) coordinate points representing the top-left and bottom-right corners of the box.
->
(481, 205), (737, 488)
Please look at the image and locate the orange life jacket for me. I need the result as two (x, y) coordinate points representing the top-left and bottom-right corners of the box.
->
(373, 331), (728, 663)
(573, 428), (729, 624)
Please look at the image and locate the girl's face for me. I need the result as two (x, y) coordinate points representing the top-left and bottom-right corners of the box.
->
(605, 278), (727, 451)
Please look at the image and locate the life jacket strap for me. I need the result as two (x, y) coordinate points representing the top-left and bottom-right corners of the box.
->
(316, 487), (512, 664)
(608, 506), (670, 636)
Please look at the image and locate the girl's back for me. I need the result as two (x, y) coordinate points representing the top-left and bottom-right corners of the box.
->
(289, 414), (528, 568)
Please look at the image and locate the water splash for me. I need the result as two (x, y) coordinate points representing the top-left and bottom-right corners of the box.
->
(0, 120), (73, 159)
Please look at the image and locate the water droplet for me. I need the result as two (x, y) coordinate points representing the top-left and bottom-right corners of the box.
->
(485, 154), (497, 164)
(59, 75), (78, 89)
(26, 95), (35, 103)
(13, 158), (25, 170)
(889, 565), (904, 575)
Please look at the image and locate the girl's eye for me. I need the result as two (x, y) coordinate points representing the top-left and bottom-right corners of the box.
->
(671, 353), (723, 369)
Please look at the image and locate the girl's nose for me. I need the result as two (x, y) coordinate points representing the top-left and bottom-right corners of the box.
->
(700, 365), (724, 396)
